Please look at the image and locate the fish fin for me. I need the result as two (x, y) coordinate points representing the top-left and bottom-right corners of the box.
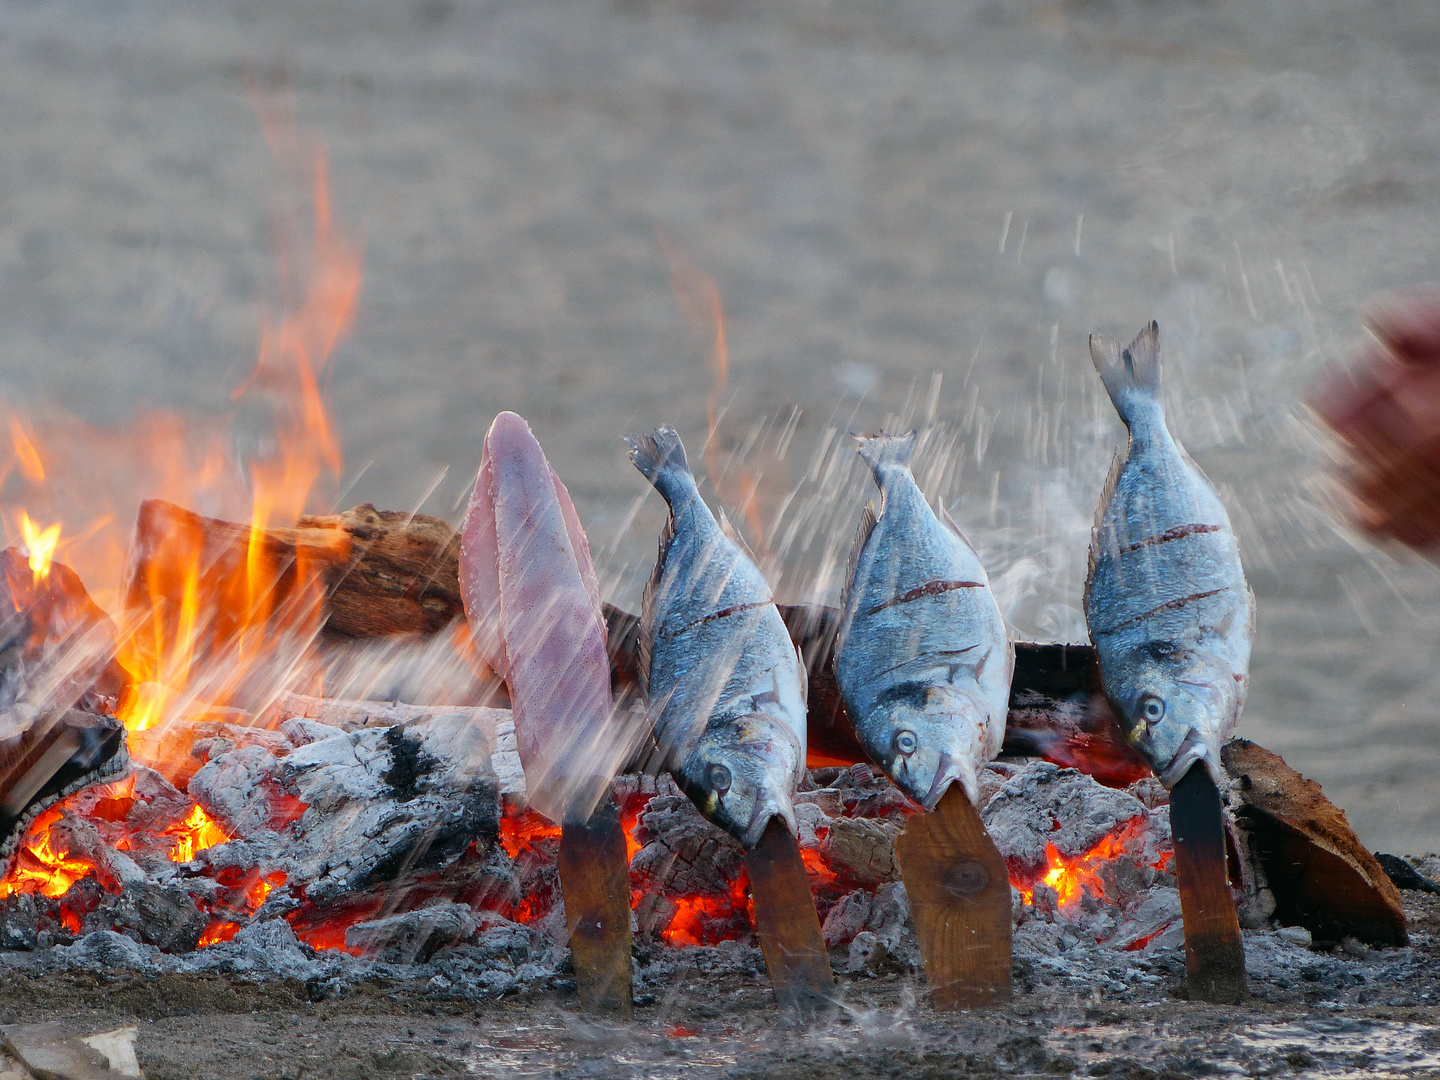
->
(1089, 321), (1162, 429)
(836, 500), (878, 658)
(625, 425), (694, 507)
(937, 498), (977, 551)
(843, 501), (878, 605)
(1085, 447), (1129, 596)
(716, 507), (763, 566)
(637, 510), (674, 700)
(855, 430), (918, 487)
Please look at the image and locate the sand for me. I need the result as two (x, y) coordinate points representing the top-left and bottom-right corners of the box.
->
(0, 0), (1438, 857)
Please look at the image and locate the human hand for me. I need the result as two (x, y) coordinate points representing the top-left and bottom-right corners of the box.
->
(1311, 294), (1440, 550)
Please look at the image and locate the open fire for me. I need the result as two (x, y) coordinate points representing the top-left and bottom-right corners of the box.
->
(0, 721), (1185, 966)
(0, 124), (1401, 1005)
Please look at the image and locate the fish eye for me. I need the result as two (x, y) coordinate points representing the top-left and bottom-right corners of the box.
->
(708, 763), (732, 794)
(1139, 696), (1166, 724)
(893, 730), (918, 757)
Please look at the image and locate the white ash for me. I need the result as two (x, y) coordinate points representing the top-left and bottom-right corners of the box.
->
(0, 736), (1433, 1012)
(198, 710), (503, 906)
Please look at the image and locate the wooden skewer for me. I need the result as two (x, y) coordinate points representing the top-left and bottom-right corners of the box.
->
(1169, 763), (1247, 1003)
(556, 788), (635, 1016)
(893, 784), (1012, 1009)
(743, 817), (834, 1017)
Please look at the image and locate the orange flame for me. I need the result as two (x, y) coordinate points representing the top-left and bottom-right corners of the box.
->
(199, 921), (240, 947)
(659, 233), (728, 455)
(17, 511), (60, 582)
(498, 807), (563, 858)
(1012, 818), (1171, 907)
(164, 804), (231, 863)
(10, 418), (45, 483)
(658, 237), (772, 551)
(0, 808), (94, 899)
(104, 140), (360, 738)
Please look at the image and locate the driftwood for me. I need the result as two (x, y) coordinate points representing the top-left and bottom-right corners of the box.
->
(1222, 739), (1407, 947)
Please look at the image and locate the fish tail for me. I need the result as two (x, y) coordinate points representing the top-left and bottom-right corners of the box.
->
(854, 430), (917, 485)
(625, 425), (697, 506)
(1089, 320), (1162, 428)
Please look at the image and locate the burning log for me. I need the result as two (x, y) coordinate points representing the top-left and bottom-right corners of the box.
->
(126, 498), (464, 646)
(0, 548), (128, 717)
(123, 498), (1141, 784)
(1222, 739), (1407, 947)
(0, 711), (128, 873)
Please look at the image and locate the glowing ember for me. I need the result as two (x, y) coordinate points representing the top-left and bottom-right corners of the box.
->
(1011, 817), (1171, 908)
(0, 808), (95, 900)
(660, 872), (753, 947)
(498, 807), (562, 858)
(16, 511), (60, 583)
(164, 804), (231, 863)
(199, 921), (240, 947)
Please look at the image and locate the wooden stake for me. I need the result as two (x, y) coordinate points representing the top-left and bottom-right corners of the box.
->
(1169, 764), (1247, 1003)
(556, 789), (634, 1016)
(893, 785), (1012, 1009)
(743, 817), (834, 1017)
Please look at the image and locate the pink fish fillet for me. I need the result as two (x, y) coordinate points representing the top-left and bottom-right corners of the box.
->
(459, 411), (621, 825)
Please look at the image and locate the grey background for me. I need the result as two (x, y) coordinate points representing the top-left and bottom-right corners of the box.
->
(2, 0), (1438, 850)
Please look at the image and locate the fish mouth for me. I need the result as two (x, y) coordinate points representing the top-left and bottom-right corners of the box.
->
(1157, 727), (1220, 788)
(742, 795), (796, 850)
(919, 753), (964, 812)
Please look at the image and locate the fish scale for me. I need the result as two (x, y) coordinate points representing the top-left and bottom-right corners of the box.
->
(834, 431), (1012, 811)
(626, 425), (807, 851)
(1084, 322), (1253, 789)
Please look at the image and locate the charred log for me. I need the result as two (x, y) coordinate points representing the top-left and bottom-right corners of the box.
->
(1222, 738), (1407, 947)
(0, 548), (127, 715)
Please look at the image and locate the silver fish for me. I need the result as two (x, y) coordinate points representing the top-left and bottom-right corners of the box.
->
(1084, 322), (1254, 788)
(626, 425), (807, 850)
(834, 432), (1012, 810)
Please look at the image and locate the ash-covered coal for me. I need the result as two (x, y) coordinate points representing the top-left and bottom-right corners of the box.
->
(0, 701), (1431, 1018)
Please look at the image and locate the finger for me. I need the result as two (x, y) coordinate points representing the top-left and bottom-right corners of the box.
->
(1369, 293), (1440, 368)
(1352, 438), (1440, 547)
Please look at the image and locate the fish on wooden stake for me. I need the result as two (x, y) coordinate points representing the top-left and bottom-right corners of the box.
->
(1084, 322), (1254, 787)
(834, 432), (1012, 810)
(625, 425), (807, 850)
(459, 411), (639, 826)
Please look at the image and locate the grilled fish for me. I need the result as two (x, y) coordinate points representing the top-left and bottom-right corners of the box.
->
(626, 425), (807, 850)
(459, 411), (629, 825)
(834, 432), (1012, 809)
(1084, 322), (1254, 788)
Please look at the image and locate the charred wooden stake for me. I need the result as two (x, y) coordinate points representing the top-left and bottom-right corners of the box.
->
(1169, 764), (1247, 1003)
(743, 817), (833, 1017)
(893, 785), (1012, 1009)
(555, 788), (634, 1016)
